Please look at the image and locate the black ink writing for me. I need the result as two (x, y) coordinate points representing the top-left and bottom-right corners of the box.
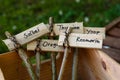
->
(76, 37), (100, 43)
(42, 41), (58, 48)
(24, 27), (39, 39)
(86, 29), (100, 35)
(57, 24), (79, 31)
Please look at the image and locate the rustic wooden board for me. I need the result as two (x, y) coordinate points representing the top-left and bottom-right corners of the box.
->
(0, 49), (120, 80)
(108, 27), (120, 37)
(78, 49), (120, 80)
(3, 23), (49, 50)
(102, 47), (120, 63)
(0, 51), (62, 80)
(53, 22), (83, 35)
(103, 36), (120, 49)
(84, 27), (105, 38)
(27, 39), (64, 52)
(102, 17), (120, 63)
(58, 33), (103, 49)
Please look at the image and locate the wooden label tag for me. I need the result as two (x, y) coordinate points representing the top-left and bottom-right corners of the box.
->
(53, 22), (83, 35)
(3, 23), (49, 50)
(58, 33), (103, 49)
(84, 27), (105, 38)
(27, 39), (64, 52)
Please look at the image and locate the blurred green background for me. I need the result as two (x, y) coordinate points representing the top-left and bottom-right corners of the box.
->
(0, 0), (120, 53)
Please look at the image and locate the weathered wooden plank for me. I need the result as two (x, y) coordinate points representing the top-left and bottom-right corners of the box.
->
(53, 22), (83, 35)
(3, 23), (49, 50)
(78, 49), (120, 80)
(84, 27), (105, 38)
(102, 47), (120, 63)
(108, 27), (120, 37)
(27, 39), (64, 52)
(103, 36), (120, 49)
(0, 49), (120, 80)
(58, 33), (103, 49)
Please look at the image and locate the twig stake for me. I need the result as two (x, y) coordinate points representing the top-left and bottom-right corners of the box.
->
(34, 39), (41, 80)
(5, 31), (37, 80)
(58, 27), (72, 80)
(49, 17), (57, 80)
(72, 48), (78, 80)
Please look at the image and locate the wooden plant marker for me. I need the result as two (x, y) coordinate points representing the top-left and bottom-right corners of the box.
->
(48, 17), (57, 80)
(50, 22), (105, 80)
(58, 33), (103, 49)
(58, 27), (72, 80)
(34, 39), (41, 80)
(51, 22), (105, 80)
(58, 28), (104, 80)
(2, 23), (49, 80)
(84, 27), (105, 38)
(27, 39), (64, 52)
(4, 31), (37, 80)
(3, 23), (49, 50)
(53, 22), (83, 35)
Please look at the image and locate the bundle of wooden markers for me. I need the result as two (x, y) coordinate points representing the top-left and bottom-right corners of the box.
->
(2, 17), (105, 80)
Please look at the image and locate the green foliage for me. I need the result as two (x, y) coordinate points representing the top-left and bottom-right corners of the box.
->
(0, 0), (120, 53)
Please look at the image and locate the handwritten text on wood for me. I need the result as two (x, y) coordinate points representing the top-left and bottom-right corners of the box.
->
(53, 22), (83, 35)
(58, 33), (103, 49)
(27, 39), (64, 52)
(84, 27), (105, 38)
(3, 23), (49, 50)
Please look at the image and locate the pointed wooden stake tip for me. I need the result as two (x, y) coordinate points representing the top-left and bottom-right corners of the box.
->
(5, 31), (12, 38)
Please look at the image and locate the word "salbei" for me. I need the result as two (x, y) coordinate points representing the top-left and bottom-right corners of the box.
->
(24, 27), (39, 39)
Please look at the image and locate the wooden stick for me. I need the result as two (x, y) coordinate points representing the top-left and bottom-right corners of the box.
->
(49, 17), (57, 80)
(36, 51), (40, 80)
(35, 39), (41, 80)
(58, 27), (72, 80)
(58, 47), (69, 80)
(5, 31), (37, 80)
(51, 52), (57, 80)
(18, 48), (37, 80)
(72, 48), (78, 80)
